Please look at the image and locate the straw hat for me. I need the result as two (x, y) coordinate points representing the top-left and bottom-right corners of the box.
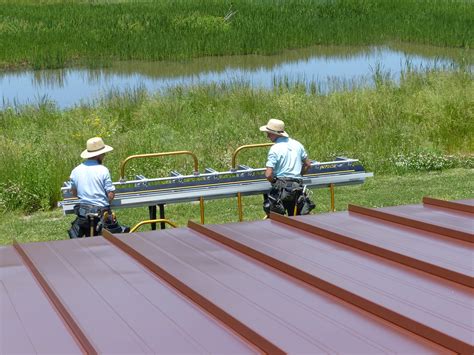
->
(80, 137), (113, 159)
(259, 118), (289, 137)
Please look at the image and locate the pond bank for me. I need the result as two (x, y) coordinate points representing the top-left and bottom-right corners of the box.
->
(2, 43), (470, 109)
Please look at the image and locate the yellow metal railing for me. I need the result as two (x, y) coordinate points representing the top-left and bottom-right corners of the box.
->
(231, 143), (273, 222)
(231, 143), (273, 170)
(130, 219), (177, 233)
(119, 150), (199, 181)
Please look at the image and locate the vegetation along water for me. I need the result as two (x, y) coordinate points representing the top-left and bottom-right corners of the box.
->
(0, 0), (472, 70)
(0, 0), (472, 243)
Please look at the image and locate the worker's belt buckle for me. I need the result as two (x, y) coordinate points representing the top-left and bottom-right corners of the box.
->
(276, 177), (303, 184)
(74, 204), (106, 218)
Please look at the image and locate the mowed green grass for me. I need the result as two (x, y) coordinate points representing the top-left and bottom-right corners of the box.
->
(1, 168), (472, 245)
(0, 0), (472, 69)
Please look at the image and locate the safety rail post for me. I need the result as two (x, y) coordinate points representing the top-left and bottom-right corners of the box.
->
(330, 183), (335, 212)
(199, 197), (205, 224)
(231, 143), (273, 222)
(237, 192), (243, 222)
(130, 219), (177, 233)
(119, 151), (199, 181)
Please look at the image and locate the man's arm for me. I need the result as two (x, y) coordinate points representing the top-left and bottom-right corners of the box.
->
(301, 158), (312, 176)
(103, 168), (115, 202)
(265, 167), (274, 182)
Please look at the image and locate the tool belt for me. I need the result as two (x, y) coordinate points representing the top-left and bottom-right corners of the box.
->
(73, 204), (108, 218)
(68, 204), (129, 238)
(272, 178), (303, 202)
(263, 177), (315, 215)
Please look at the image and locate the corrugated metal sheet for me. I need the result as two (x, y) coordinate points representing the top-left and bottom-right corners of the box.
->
(1, 197), (472, 354)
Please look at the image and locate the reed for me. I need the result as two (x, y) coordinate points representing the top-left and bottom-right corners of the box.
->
(0, 0), (472, 69)
(0, 68), (472, 213)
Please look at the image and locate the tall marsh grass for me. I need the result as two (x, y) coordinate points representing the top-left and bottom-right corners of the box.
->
(0, 0), (472, 69)
(0, 68), (472, 213)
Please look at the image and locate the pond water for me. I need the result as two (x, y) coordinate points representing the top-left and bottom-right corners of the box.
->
(0, 44), (467, 109)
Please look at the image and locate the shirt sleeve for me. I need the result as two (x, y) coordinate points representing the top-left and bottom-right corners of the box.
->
(266, 148), (278, 168)
(69, 169), (77, 189)
(103, 168), (115, 192)
(300, 143), (308, 161)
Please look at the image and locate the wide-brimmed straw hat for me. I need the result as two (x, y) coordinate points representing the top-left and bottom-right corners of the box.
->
(259, 118), (289, 137)
(80, 137), (114, 159)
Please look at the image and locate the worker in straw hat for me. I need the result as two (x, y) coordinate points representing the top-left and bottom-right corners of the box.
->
(67, 137), (118, 238)
(260, 118), (315, 216)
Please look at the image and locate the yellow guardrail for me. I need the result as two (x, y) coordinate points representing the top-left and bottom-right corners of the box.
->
(130, 219), (177, 233)
(231, 143), (273, 222)
(231, 143), (273, 170)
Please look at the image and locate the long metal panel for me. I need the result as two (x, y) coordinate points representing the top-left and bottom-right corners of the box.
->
(349, 203), (473, 242)
(189, 220), (473, 353)
(380, 203), (474, 233)
(455, 199), (474, 206)
(0, 246), (82, 354)
(271, 212), (473, 287)
(15, 238), (255, 354)
(423, 197), (474, 213)
(59, 172), (372, 214)
(104, 228), (450, 354)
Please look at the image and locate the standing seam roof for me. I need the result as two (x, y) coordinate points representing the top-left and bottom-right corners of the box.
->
(1, 197), (472, 354)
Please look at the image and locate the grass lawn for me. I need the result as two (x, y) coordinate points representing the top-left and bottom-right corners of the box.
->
(1, 168), (471, 245)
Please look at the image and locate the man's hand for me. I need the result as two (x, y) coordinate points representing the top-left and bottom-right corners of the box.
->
(301, 158), (312, 175)
(108, 191), (115, 202)
(265, 167), (274, 182)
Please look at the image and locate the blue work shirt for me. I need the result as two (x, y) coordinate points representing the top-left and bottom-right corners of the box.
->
(70, 160), (115, 207)
(266, 137), (308, 178)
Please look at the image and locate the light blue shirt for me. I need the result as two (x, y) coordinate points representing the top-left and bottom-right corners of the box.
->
(266, 137), (308, 178)
(70, 160), (115, 207)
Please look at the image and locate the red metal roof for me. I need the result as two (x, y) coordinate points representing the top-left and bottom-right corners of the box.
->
(2, 197), (472, 354)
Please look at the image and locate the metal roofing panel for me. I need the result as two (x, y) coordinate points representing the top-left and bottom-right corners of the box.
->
(0, 246), (81, 354)
(14, 238), (255, 354)
(349, 203), (473, 242)
(190, 219), (473, 353)
(423, 197), (474, 213)
(455, 199), (474, 206)
(105, 228), (450, 354)
(272, 211), (473, 286)
(380, 204), (473, 233)
(2, 197), (471, 354)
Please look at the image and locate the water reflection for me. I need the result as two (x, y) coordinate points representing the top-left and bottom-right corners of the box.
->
(1, 44), (470, 109)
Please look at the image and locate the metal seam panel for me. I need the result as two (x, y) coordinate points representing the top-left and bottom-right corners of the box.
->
(269, 213), (473, 287)
(161, 228), (453, 353)
(12, 241), (95, 354)
(423, 197), (474, 214)
(0, 246), (81, 354)
(17, 237), (257, 353)
(101, 229), (284, 355)
(104, 228), (450, 353)
(187, 221), (473, 354)
(348, 204), (473, 243)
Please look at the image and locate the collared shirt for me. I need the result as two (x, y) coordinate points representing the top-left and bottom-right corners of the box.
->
(265, 137), (308, 178)
(70, 160), (115, 207)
